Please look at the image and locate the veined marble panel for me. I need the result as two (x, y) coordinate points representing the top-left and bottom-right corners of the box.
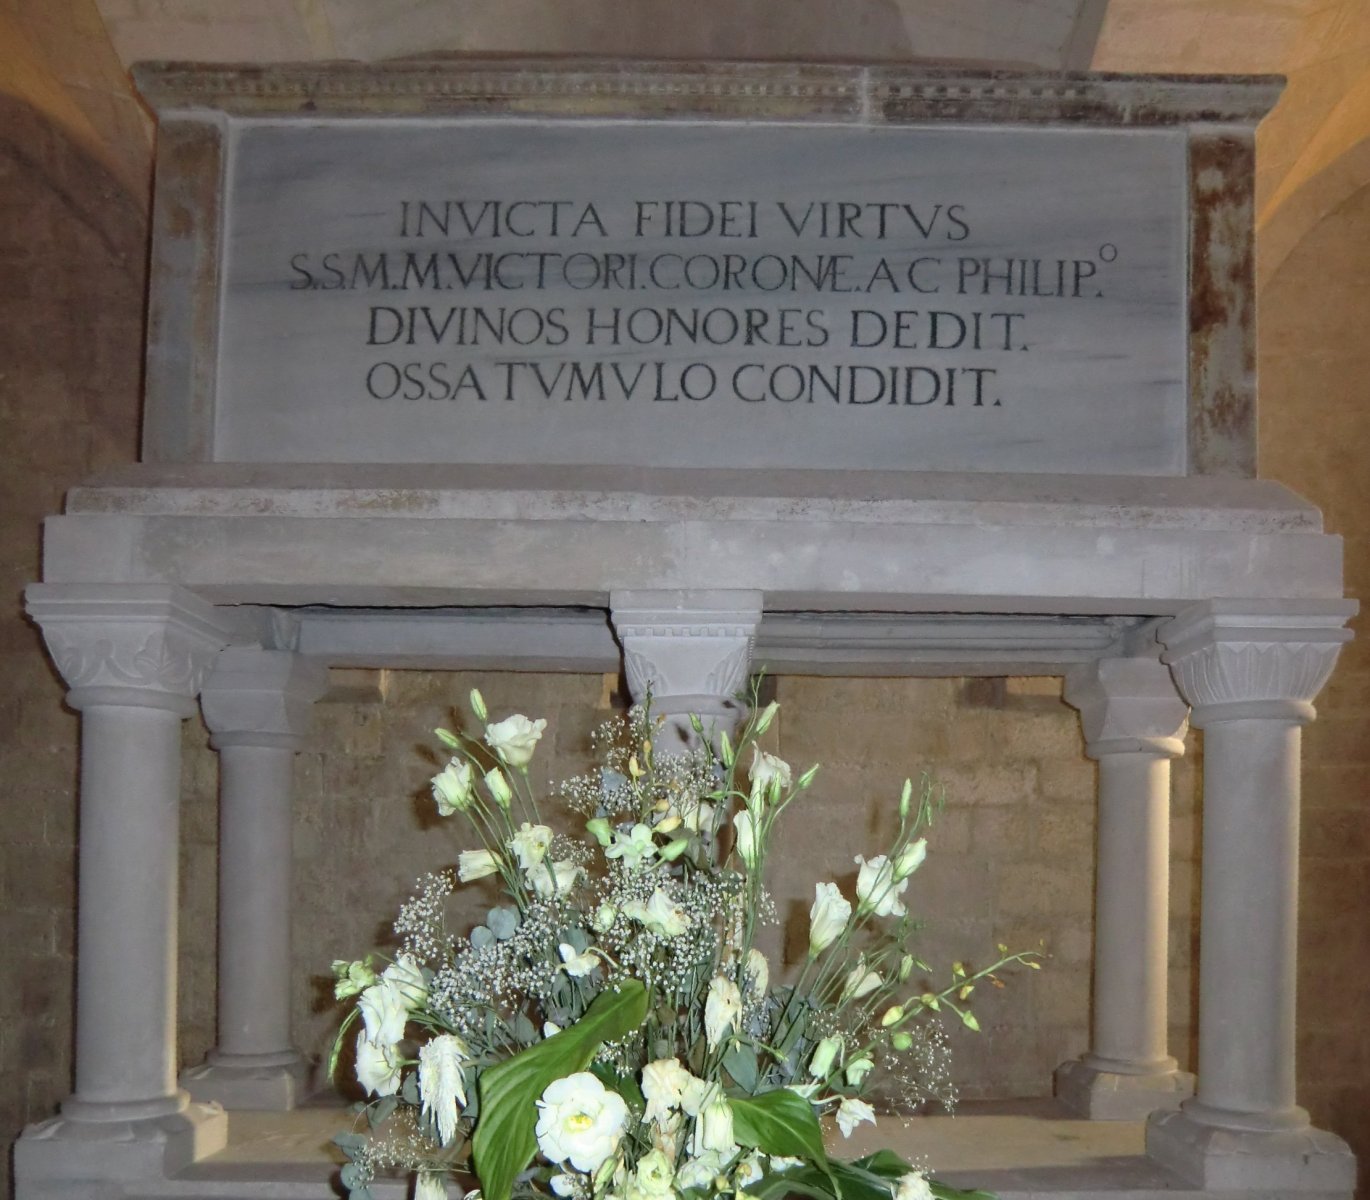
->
(216, 119), (1187, 475)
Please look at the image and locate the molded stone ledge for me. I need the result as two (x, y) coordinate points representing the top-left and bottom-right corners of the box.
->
(132, 59), (1282, 128)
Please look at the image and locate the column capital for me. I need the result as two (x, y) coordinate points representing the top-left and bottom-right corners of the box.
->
(200, 646), (330, 750)
(610, 589), (762, 746)
(1160, 600), (1356, 726)
(1064, 656), (1189, 759)
(26, 583), (232, 717)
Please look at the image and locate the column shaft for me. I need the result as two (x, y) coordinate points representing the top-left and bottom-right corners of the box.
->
(1093, 753), (1171, 1072)
(216, 742), (297, 1061)
(72, 703), (186, 1115)
(1192, 719), (1300, 1123)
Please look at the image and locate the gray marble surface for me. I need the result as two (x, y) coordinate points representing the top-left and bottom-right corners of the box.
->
(216, 119), (1187, 474)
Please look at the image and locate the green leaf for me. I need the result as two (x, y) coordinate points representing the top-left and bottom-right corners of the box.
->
(471, 980), (648, 1200)
(729, 1090), (835, 1194)
(851, 1150), (912, 1180)
(591, 1062), (645, 1114)
(723, 1041), (761, 1093)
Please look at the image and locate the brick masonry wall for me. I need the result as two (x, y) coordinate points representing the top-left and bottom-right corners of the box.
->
(0, 96), (145, 1200)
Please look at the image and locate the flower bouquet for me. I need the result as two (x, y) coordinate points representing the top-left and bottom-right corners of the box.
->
(331, 688), (1036, 1200)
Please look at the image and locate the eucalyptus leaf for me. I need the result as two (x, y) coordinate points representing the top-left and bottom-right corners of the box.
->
(369, 1094), (399, 1127)
(333, 1132), (368, 1156)
(488, 907), (520, 940)
(401, 1072), (421, 1105)
(470, 925), (495, 949)
(513, 1012), (538, 1045)
(471, 980), (648, 1200)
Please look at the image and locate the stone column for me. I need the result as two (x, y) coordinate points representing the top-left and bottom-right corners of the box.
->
(609, 589), (763, 749)
(1147, 600), (1357, 1192)
(181, 647), (329, 1110)
(18, 584), (231, 1194)
(1055, 656), (1193, 1119)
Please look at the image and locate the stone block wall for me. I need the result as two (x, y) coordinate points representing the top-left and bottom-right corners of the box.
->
(171, 669), (1201, 1108)
(0, 95), (145, 1200)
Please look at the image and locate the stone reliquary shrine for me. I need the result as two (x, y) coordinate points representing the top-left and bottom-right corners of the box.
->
(17, 58), (1360, 1200)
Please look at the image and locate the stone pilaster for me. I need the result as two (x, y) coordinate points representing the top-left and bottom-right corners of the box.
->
(1146, 600), (1357, 1192)
(1056, 655), (1194, 1120)
(181, 646), (329, 1110)
(18, 584), (231, 1196)
(609, 589), (763, 749)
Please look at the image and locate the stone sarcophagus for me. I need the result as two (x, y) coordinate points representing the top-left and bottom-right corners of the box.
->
(18, 59), (1357, 1200)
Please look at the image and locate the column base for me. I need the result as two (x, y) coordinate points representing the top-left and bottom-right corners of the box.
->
(1055, 1056), (1193, 1120)
(182, 1049), (312, 1110)
(1146, 1106), (1356, 1193)
(14, 1100), (227, 1200)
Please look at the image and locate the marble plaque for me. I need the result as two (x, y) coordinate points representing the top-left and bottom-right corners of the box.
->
(216, 119), (1188, 474)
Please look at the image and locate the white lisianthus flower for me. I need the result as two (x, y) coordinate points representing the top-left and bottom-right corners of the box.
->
(641, 1058), (695, 1124)
(383, 954), (429, 1009)
(894, 838), (928, 880)
(630, 1149), (676, 1197)
(845, 1055), (875, 1087)
(358, 979), (410, 1047)
(894, 1171), (935, 1200)
(415, 1171), (449, 1200)
(749, 746), (792, 802)
(418, 1034), (469, 1146)
(854, 854), (909, 919)
(679, 1076), (719, 1118)
(458, 849), (501, 882)
(675, 1152), (728, 1192)
(622, 889), (688, 937)
(808, 882), (852, 956)
(840, 959), (882, 1002)
(535, 1072), (629, 1173)
(682, 799), (715, 833)
(431, 760), (474, 816)
(332, 958), (376, 1000)
(355, 1031), (402, 1096)
(734, 1152), (765, 1189)
(692, 1098), (736, 1156)
(808, 1034), (842, 1080)
(557, 942), (601, 978)
(835, 1096), (877, 1138)
(528, 858), (582, 899)
(605, 823), (657, 870)
(704, 976), (742, 1049)
(732, 810), (759, 868)
(592, 902), (617, 933)
(743, 947), (769, 999)
(509, 822), (554, 869)
(483, 767), (513, 809)
(544, 1021), (562, 1038)
(483, 713), (547, 768)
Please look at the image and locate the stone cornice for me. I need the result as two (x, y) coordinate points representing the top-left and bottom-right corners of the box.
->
(132, 59), (1282, 127)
